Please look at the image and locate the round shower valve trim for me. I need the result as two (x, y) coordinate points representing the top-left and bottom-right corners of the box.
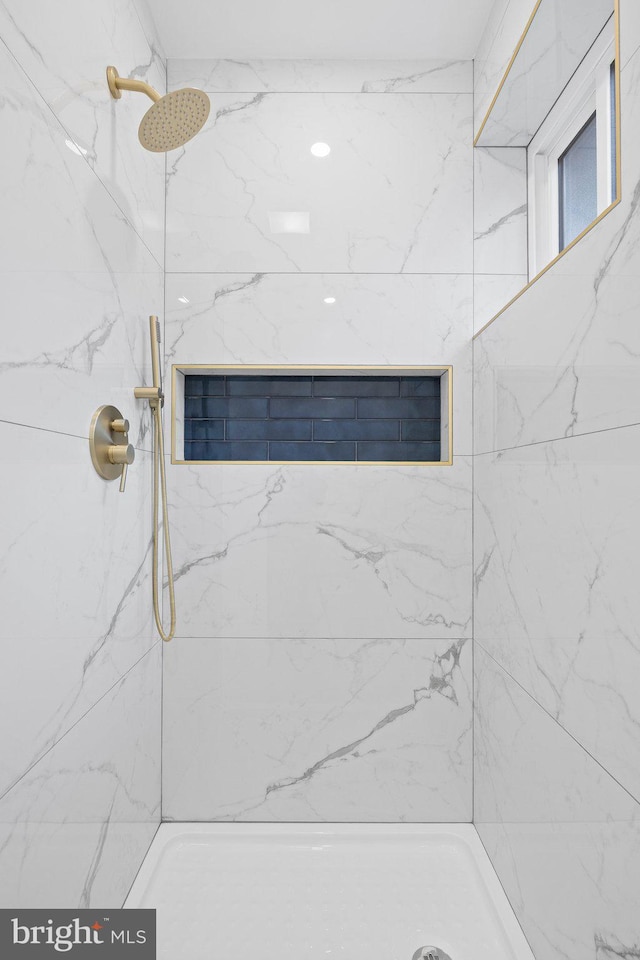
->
(89, 404), (135, 490)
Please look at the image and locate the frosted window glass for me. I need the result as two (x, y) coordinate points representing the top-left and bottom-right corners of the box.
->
(558, 112), (597, 250)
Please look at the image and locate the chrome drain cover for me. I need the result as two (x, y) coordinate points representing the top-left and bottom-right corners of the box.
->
(412, 948), (453, 960)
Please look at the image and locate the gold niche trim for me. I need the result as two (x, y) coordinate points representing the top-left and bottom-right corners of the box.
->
(473, 0), (621, 341)
(171, 364), (453, 466)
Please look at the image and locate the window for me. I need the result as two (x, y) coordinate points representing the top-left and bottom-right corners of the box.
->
(527, 21), (617, 277)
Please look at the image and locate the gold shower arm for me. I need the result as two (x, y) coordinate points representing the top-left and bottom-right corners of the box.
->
(107, 66), (161, 103)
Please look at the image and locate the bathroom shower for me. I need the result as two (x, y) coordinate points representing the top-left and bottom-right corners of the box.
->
(106, 65), (210, 151)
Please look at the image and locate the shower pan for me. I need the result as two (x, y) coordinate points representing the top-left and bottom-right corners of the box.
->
(125, 824), (535, 960)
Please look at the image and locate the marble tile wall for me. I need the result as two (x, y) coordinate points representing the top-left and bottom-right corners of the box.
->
(472, 0), (531, 335)
(475, 649), (640, 960)
(162, 59), (475, 821)
(473, 2), (640, 955)
(473, 145), (527, 334)
(0, 0), (164, 907)
(473, 0), (538, 140)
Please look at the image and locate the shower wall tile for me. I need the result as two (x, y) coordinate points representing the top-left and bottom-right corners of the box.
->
(472, 273), (527, 334)
(167, 459), (472, 640)
(474, 647), (640, 960)
(0, 35), (163, 442)
(473, 39), (640, 954)
(473, 0), (537, 139)
(0, 0), (166, 264)
(473, 29), (640, 454)
(165, 272), (473, 455)
(0, 271), (160, 445)
(474, 426), (640, 644)
(621, 0), (640, 67)
(474, 424), (640, 803)
(473, 222), (640, 454)
(472, 145), (527, 331)
(473, 147), (527, 275)
(0, 0), (164, 909)
(0, 423), (158, 797)
(163, 637), (471, 822)
(165, 91), (472, 274)
(167, 58), (473, 94)
(164, 61), (474, 823)
(479, 635), (640, 806)
(0, 645), (161, 908)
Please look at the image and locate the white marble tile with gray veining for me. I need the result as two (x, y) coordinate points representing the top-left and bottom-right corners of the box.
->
(473, 263), (640, 454)
(474, 146), (527, 275)
(0, 14), (163, 439)
(0, 0), (166, 264)
(0, 270), (160, 443)
(473, 0), (529, 138)
(621, 0), (640, 68)
(163, 637), (471, 822)
(477, 819), (640, 960)
(474, 42), (640, 452)
(165, 91), (472, 274)
(473, 273), (527, 334)
(476, 0), (613, 146)
(479, 633), (640, 804)
(165, 272), (473, 454)
(475, 646), (637, 823)
(167, 459), (472, 640)
(0, 645), (161, 908)
(475, 647), (640, 960)
(474, 426), (640, 646)
(0, 40), (161, 276)
(168, 58), (473, 94)
(0, 424), (159, 796)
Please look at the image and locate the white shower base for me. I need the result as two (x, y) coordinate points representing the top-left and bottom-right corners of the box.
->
(124, 823), (534, 960)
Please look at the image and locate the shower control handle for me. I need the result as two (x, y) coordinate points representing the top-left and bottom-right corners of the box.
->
(89, 404), (135, 491)
(108, 443), (135, 466)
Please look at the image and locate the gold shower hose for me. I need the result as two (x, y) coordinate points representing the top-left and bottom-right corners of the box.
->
(136, 315), (177, 642)
(151, 397), (176, 642)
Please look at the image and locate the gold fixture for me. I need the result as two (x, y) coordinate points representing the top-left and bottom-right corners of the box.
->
(106, 65), (210, 153)
(89, 405), (135, 493)
(135, 317), (177, 642)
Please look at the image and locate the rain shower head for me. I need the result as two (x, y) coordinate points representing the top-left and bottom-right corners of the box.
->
(106, 66), (210, 152)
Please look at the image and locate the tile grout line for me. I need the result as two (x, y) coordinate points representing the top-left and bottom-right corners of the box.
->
(0, 34), (164, 274)
(0, 641), (161, 805)
(476, 641), (640, 809)
(474, 417), (640, 458)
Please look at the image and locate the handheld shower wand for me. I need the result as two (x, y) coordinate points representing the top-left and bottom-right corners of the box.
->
(135, 317), (176, 642)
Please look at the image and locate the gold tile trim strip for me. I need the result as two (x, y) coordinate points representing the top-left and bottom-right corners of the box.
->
(473, 0), (621, 341)
(474, 0), (543, 147)
(171, 364), (453, 466)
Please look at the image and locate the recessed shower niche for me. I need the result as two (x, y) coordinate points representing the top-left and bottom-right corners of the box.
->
(172, 366), (452, 464)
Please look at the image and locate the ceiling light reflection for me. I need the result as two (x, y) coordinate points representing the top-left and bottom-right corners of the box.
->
(65, 138), (88, 156)
(311, 142), (331, 158)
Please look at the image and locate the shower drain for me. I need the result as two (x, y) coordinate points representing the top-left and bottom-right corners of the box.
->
(412, 948), (453, 960)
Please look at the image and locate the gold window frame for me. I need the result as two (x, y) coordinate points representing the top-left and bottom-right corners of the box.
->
(473, 0), (621, 339)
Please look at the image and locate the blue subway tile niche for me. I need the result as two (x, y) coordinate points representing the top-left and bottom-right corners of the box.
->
(183, 374), (443, 462)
